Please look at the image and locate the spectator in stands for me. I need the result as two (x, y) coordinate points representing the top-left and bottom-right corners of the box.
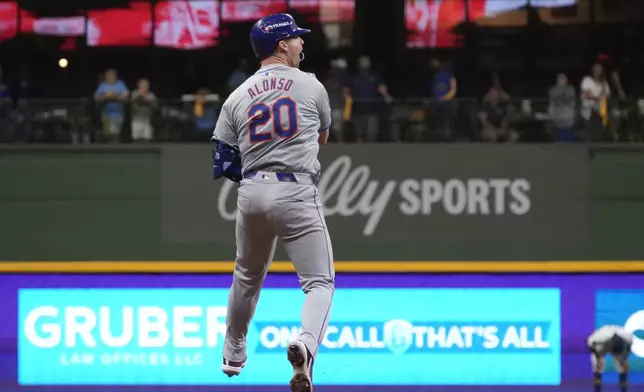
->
(190, 87), (218, 142)
(429, 58), (457, 141)
(485, 71), (511, 103)
(325, 58), (348, 142)
(608, 70), (628, 141)
(580, 63), (610, 141)
(479, 87), (518, 143)
(130, 78), (157, 142)
(344, 55), (393, 142)
(548, 73), (576, 142)
(94, 68), (129, 143)
(227, 58), (250, 95)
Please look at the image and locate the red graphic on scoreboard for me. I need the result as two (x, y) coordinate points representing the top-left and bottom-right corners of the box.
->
(20, 12), (85, 36)
(154, 0), (220, 49)
(405, 0), (467, 48)
(406, 0), (577, 48)
(0, 1), (17, 42)
(289, 0), (354, 23)
(221, 0), (287, 22)
(87, 1), (152, 46)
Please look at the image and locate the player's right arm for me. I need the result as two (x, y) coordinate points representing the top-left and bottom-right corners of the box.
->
(212, 101), (242, 182)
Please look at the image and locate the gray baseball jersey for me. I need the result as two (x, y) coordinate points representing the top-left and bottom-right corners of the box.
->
(212, 64), (331, 176)
(214, 63), (335, 374)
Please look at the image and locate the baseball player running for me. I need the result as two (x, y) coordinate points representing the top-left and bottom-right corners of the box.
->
(588, 325), (634, 392)
(211, 13), (334, 392)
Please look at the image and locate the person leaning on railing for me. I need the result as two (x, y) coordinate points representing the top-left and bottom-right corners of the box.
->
(182, 88), (219, 142)
(130, 78), (158, 143)
(479, 87), (518, 143)
(429, 57), (457, 141)
(548, 73), (576, 142)
(94, 69), (129, 143)
(580, 63), (610, 142)
(343, 56), (393, 142)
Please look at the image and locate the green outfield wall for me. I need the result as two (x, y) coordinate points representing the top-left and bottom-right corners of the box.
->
(1, 144), (643, 262)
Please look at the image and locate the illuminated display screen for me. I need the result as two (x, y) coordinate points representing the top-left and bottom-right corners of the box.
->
(406, 0), (578, 48)
(154, 0), (220, 49)
(0, 1), (17, 42)
(87, 1), (152, 47)
(221, 0), (287, 22)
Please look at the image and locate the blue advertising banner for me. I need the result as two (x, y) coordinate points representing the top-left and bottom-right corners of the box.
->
(18, 288), (560, 385)
(595, 290), (644, 379)
(2, 273), (644, 392)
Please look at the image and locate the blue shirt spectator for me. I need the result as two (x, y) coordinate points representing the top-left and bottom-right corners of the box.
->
(345, 56), (392, 114)
(430, 58), (457, 101)
(191, 88), (219, 141)
(348, 72), (380, 100)
(428, 58), (458, 141)
(195, 107), (217, 132)
(94, 69), (128, 119)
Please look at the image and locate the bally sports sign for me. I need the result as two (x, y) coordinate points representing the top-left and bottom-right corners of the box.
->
(216, 155), (532, 236)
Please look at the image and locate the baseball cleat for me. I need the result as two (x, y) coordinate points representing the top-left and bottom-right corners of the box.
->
(221, 357), (246, 378)
(287, 340), (313, 392)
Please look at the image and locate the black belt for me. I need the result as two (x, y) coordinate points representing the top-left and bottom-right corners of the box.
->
(244, 171), (316, 184)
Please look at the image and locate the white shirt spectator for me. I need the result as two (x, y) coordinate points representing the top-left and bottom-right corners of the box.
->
(580, 76), (610, 120)
(130, 79), (157, 141)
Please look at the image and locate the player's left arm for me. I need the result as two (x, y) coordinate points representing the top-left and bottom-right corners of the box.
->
(212, 102), (242, 182)
(315, 81), (332, 145)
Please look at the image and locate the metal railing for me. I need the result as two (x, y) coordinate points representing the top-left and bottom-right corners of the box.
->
(0, 96), (642, 143)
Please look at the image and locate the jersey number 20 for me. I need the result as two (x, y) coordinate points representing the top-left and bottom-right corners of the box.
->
(248, 97), (298, 143)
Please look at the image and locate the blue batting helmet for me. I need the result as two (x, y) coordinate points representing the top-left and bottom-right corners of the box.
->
(249, 13), (310, 60)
